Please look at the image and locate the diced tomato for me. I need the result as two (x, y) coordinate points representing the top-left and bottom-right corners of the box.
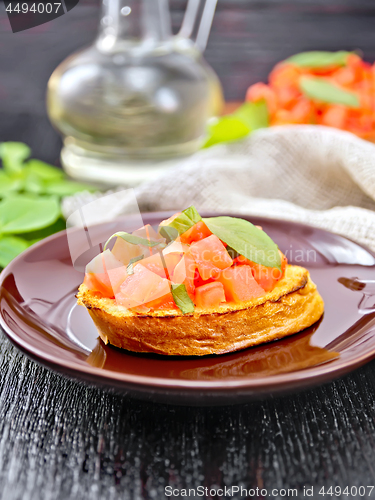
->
(290, 98), (314, 123)
(195, 282), (226, 308)
(347, 53), (366, 83)
(145, 292), (177, 310)
(85, 250), (127, 297)
(194, 268), (215, 288)
(131, 224), (165, 256)
(248, 263), (280, 292)
(233, 250), (287, 291)
(132, 224), (162, 242)
(320, 105), (348, 129)
(179, 221), (212, 244)
(274, 85), (301, 109)
(246, 82), (278, 115)
(139, 253), (165, 277)
(116, 264), (171, 309)
(140, 252), (182, 279)
(217, 265), (265, 303)
(111, 236), (143, 265)
(83, 273), (109, 296)
(334, 66), (356, 86)
(269, 63), (302, 88)
(171, 252), (197, 295)
(190, 234), (233, 280)
(159, 213), (181, 228)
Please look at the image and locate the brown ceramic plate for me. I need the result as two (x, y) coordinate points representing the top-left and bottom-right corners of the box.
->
(1, 212), (375, 406)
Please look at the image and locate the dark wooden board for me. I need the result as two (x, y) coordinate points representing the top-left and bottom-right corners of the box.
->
(1, 329), (375, 498)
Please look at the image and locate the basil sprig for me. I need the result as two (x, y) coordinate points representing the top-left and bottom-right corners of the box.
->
(0, 195), (62, 267)
(0, 142), (95, 197)
(104, 232), (161, 251)
(0, 236), (29, 268)
(171, 284), (195, 314)
(159, 206), (201, 240)
(286, 51), (351, 68)
(299, 77), (360, 108)
(0, 141), (96, 268)
(203, 216), (281, 270)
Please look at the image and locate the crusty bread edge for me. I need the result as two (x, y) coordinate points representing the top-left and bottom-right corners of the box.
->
(77, 265), (324, 356)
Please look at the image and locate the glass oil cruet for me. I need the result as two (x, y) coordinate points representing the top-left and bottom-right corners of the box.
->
(47, 0), (223, 186)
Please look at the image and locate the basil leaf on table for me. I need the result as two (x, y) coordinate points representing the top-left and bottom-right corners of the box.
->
(203, 100), (268, 149)
(286, 51), (351, 68)
(104, 232), (161, 251)
(18, 218), (66, 244)
(203, 216), (281, 270)
(171, 284), (195, 314)
(0, 142), (31, 174)
(0, 171), (23, 195)
(203, 117), (250, 149)
(44, 180), (94, 196)
(0, 195), (60, 234)
(234, 100), (269, 131)
(23, 172), (45, 195)
(0, 236), (29, 267)
(299, 77), (360, 108)
(24, 159), (65, 181)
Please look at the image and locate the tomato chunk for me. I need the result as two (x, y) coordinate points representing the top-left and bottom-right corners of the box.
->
(190, 234), (233, 280)
(140, 252), (182, 279)
(179, 221), (212, 244)
(145, 292), (177, 310)
(171, 252), (197, 295)
(116, 264), (171, 309)
(194, 267), (215, 288)
(195, 282), (226, 308)
(217, 265), (265, 303)
(85, 250), (127, 297)
(234, 250), (287, 291)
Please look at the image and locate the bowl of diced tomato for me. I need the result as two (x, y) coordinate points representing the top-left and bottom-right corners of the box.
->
(246, 51), (375, 142)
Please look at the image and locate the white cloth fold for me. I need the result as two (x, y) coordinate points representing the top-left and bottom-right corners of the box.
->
(62, 125), (375, 252)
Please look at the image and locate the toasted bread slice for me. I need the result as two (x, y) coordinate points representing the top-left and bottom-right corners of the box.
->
(77, 265), (324, 356)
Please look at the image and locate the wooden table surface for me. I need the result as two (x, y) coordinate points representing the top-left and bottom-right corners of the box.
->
(1, 1), (375, 498)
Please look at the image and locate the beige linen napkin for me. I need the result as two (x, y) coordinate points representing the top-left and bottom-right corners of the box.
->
(62, 125), (375, 252)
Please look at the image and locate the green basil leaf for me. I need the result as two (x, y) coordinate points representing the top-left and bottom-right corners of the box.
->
(0, 195), (60, 234)
(44, 180), (95, 196)
(0, 171), (23, 196)
(127, 254), (144, 275)
(159, 225), (179, 242)
(0, 142), (30, 174)
(104, 231), (161, 251)
(159, 206), (202, 238)
(171, 283), (195, 314)
(203, 117), (250, 149)
(299, 76), (360, 108)
(183, 206), (202, 225)
(234, 100), (269, 131)
(24, 159), (64, 181)
(203, 216), (281, 270)
(17, 218), (66, 243)
(0, 236), (29, 267)
(24, 172), (45, 194)
(286, 51), (351, 68)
